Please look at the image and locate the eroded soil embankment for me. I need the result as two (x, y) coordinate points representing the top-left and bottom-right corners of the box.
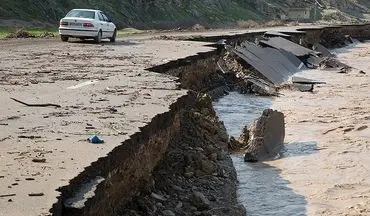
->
(52, 94), (193, 215)
(52, 92), (244, 216)
(122, 94), (245, 216)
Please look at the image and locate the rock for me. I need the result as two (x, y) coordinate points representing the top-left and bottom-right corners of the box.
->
(184, 172), (194, 178)
(171, 185), (185, 192)
(201, 159), (217, 175)
(190, 206), (198, 212)
(208, 153), (218, 162)
(244, 152), (258, 163)
(339, 66), (352, 73)
(151, 192), (167, 201)
(196, 95), (216, 116)
(359, 70), (366, 74)
(176, 202), (183, 209)
(228, 136), (244, 151)
(156, 202), (164, 208)
(191, 191), (211, 210)
(195, 147), (204, 152)
(207, 204), (246, 216)
(229, 126), (251, 151)
(162, 210), (176, 216)
(239, 126), (250, 143)
(244, 109), (285, 162)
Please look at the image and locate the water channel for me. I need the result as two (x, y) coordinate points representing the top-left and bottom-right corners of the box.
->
(213, 92), (308, 216)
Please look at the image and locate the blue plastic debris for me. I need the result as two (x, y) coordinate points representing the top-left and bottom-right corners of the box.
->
(88, 135), (104, 144)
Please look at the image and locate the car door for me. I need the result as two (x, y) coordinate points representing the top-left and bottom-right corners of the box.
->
(97, 12), (108, 37)
(101, 13), (113, 37)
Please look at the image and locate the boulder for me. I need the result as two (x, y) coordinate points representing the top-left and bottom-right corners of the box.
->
(191, 191), (211, 210)
(228, 136), (244, 151)
(244, 109), (285, 162)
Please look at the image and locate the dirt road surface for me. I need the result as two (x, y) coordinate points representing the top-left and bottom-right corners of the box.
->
(270, 42), (370, 215)
(0, 38), (213, 216)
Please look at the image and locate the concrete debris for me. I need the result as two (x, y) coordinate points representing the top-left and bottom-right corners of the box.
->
(233, 40), (303, 85)
(248, 78), (279, 96)
(339, 66), (353, 73)
(292, 76), (326, 85)
(319, 57), (351, 69)
(259, 37), (320, 57)
(264, 31), (292, 39)
(313, 43), (333, 58)
(243, 109), (285, 162)
(291, 76), (326, 92)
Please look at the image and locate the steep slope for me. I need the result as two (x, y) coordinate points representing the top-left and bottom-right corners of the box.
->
(0, 0), (265, 28)
(0, 0), (368, 29)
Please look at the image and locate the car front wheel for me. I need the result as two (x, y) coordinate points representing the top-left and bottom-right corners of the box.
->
(95, 30), (102, 44)
(110, 29), (117, 42)
(61, 35), (69, 42)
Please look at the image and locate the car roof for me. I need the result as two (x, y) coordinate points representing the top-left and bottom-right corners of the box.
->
(70, 9), (102, 13)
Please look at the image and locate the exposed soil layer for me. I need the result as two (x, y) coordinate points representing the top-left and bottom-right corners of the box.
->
(121, 95), (245, 216)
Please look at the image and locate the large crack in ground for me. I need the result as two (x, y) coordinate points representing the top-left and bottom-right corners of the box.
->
(119, 24), (370, 216)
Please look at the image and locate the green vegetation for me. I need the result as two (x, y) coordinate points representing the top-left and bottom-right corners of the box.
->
(0, 27), (57, 39)
(117, 28), (148, 37)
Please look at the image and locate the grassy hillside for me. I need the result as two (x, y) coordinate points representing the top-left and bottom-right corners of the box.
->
(0, 0), (369, 29)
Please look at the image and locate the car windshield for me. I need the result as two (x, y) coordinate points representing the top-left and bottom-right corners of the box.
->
(66, 10), (95, 19)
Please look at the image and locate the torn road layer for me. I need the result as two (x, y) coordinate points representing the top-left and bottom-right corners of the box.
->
(259, 37), (320, 58)
(233, 41), (304, 85)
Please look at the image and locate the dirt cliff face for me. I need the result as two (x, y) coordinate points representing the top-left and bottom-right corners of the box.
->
(121, 94), (246, 216)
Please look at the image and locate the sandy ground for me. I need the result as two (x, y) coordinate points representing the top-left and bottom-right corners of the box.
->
(0, 38), (213, 216)
(270, 42), (370, 215)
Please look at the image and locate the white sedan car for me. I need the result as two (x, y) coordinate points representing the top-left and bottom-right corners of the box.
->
(59, 9), (117, 43)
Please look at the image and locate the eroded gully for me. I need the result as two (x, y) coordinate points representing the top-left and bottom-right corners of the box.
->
(213, 42), (370, 216)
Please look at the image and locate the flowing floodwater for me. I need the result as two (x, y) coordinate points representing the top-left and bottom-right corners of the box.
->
(213, 42), (370, 216)
(214, 92), (309, 216)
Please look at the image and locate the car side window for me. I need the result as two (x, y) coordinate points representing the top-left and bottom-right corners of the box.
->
(98, 13), (105, 21)
(102, 14), (109, 22)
